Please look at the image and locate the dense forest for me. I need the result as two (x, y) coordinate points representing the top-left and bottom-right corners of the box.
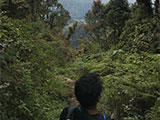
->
(0, 0), (160, 120)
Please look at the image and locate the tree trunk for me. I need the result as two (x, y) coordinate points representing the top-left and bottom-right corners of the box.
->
(155, 0), (160, 14)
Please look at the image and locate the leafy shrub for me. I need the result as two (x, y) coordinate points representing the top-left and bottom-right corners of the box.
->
(120, 17), (160, 53)
(0, 15), (69, 120)
(146, 98), (160, 120)
(68, 50), (160, 120)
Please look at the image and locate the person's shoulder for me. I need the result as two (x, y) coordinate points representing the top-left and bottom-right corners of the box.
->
(60, 107), (71, 120)
(63, 107), (70, 111)
(61, 106), (76, 116)
(60, 106), (78, 120)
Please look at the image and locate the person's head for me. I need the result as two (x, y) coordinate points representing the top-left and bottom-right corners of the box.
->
(74, 73), (103, 109)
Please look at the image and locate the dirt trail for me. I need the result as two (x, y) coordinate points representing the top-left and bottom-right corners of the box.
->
(58, 75), (79, 107)
(64, 77), (79, 106)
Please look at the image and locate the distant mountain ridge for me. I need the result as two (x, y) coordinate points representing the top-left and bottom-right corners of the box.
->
(59, 0), (92, 20)
(59, 0), (136, 20)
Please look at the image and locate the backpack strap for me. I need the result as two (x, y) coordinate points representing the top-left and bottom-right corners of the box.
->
(66, 107), (76, 120)
(66, 107), (108, 120)
(102, 114), (107, 120)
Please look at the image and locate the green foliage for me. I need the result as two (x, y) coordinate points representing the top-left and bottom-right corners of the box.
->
(67, 50), (160, 120)
(1, 0), (70, 31)
(146, 98), (160, 120)
(0, 0), (72, 119)
(103, 0), (130, 32)
(136, 0), (153, 18)
(1, 0), (160, 120)
(85, 0), (130, 50)
(85, 0), (159, 52)
(101, 0), (130, 49)
(85, 0), (106, 47)
(0, 14), (70, 120)
(120, 17), (160, 53)
(154, 0), (160, 16)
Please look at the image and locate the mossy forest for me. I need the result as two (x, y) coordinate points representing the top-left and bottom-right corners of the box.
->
(0, 0), (160, 120)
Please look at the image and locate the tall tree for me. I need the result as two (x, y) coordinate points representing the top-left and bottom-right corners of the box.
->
(1, 0), (70, 32)
(85, 0), (130, 49)
(48, 3), (70, 30)
(1, 0), (29, 18)
(85, 0), (105, 36)
(103, 0), (130, 34)
(136, 0), (153, 17)
(85, 0), (106, 48)
(155, 0), (160, 15)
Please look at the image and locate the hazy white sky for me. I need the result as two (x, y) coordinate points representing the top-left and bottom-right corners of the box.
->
(101, 0), (136, 3)
(101, 0), (155, 3)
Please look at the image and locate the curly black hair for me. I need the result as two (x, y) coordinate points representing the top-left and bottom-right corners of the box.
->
(74, 73), (103, 108)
